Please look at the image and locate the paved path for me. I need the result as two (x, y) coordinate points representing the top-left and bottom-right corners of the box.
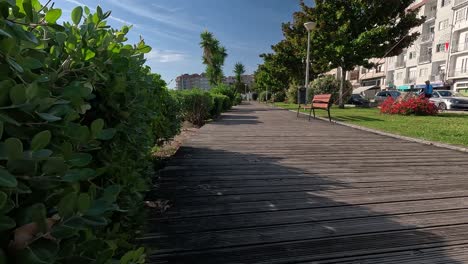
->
(142, 102), (468, 263)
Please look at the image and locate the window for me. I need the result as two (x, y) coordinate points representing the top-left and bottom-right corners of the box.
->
(441, 0), (451, 7)
(376, 65), (383, 73)
(419, 68), (428, 77)
(439, 19), (449, 30)
(361, 68), (367, 74)
(396, 72), (403, 80)
(408, 51), (416, 59)
(455, 8), (467, 23)
(436, 43), (446, 52)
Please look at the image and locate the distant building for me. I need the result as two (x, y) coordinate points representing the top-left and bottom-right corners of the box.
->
(175, 73), (211, 90)
(223, 74), (254, 87)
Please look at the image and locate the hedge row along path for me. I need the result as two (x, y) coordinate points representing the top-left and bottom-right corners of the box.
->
(142, 102), (468, 263)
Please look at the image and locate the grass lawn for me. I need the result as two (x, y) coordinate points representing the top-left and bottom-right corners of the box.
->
(273, 102), (468, 147)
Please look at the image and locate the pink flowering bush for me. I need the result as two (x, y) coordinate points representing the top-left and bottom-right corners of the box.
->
(380, 95), (438, 115)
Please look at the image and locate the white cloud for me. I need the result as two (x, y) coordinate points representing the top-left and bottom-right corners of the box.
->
(107, 0), (202, 32)
(146, 50), (187, 63)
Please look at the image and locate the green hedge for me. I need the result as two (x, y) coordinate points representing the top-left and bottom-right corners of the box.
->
(211, 93), (230, 117)
(0, 2), (179, 263)
(175, 89), (213, 126)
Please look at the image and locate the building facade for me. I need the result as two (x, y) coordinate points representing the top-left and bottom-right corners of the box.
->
(447, 0), (468, 94)
(223, 75), (255, 87)
(175, 73), (211, 91)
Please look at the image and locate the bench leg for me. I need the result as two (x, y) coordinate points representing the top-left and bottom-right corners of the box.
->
(297, 104), (300, 118)
(312, 108), (316, 120)
(328, 108), (331, 123)
(308, 107), (313, 121)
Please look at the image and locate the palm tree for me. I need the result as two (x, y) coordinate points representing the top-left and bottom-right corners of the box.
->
(200, 31), (228, 86)
(234, 62), (245, 84)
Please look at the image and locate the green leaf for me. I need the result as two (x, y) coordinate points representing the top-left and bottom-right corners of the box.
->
(84, 6), (90, 15)
(58, 192), (76, 219)
(42, 157), (68, 174)
(22, 0), (33, 22)
(31, 203), (47, 233)
(91, 119), (104, 137)
(71, 6), (83, 25)
(0, 112), (20, 126)
(102, 185), (121, 203)
(31, 130), (51, 151)
(63, 168), (95, 182)
(68, 153), (92, 167)
(22, 57), (43, 70)
(84, 49), (95, 61)
(6, 57), (23, 73)
(37, 112), (62, 122)
(0, 191), (6, 209)
(77, 193), (91, 213)
(97, 128), (116, 140)
(0, 215), (15, 231)
(9, 84), (26, 105)
(81, 215), (107, 226)
(45, 8), (62, 24)
(5, 137), (23, 160)
(55, 32), (67, 45)
(0, 29), (12, 38)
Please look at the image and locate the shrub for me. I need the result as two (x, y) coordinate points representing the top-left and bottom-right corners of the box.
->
(287, 84), (298, 104)
(309, 75), (352, 104)
(0, 2), (179, 263)
(211, 93), (229, 117)
(273, 91), (286, 102)
(176, 89), (213, 126)
(380, 96), (438, 115)
(234, 93), (242, 105)
(259, 91), (272, 102)
(210, 84), (236, 107)
(252, 92), (259, 101)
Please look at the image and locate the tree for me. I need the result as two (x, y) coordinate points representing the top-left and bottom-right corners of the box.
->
(234, 62), (245, 84)
(200, 31), (228, 86)
(234, 62), (246, 93)
(254, 2), (326, 97)
(310, 0), (425, 107)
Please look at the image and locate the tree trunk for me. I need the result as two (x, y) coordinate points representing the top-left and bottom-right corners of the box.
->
(339, 67), (346, 109)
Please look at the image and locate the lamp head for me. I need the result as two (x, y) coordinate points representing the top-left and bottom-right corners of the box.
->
(304, 21), (316, 31)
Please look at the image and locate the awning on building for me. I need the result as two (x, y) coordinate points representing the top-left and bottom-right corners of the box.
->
(397, 85), (411, 91)
(352, 85), (378, 94)
(415, 82), (445, 89)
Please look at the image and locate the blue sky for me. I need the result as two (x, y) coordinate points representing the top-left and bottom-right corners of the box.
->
(56, 0), (313, 88)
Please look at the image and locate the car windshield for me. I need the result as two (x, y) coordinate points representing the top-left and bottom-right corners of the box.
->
(438, 91), (453, 97)
(389, 91), (400, 96)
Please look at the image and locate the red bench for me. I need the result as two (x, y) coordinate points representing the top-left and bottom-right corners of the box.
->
(297, 94), (332, 122)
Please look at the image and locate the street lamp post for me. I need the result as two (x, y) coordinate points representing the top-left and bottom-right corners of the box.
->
(304, 21), (316, 100)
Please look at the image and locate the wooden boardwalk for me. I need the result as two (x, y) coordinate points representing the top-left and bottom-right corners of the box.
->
(142, 102), (468, 264)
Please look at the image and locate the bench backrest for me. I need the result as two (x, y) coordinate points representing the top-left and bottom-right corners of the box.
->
(312, 94), (332, 109)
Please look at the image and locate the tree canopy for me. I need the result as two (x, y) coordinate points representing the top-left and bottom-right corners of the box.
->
(200, 31), (228, 86)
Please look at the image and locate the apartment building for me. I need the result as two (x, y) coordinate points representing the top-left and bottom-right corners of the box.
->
(223, 75), (255, 87)
(385, 0), (452, 92)
(447, 0), (468, 94)
(175, 73), (211, 90)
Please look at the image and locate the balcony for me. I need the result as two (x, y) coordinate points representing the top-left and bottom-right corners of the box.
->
(418, 54), (432, 64)
(452, 42), (468, 53)
(449, 68), (468, 77)
(395, 61), (406, 68)
(405, 77), (416, 84)
(430, 74), (444, 82)
(424, 11), (436, 21)
(420, 34), (434, 43)
(455, 0), (468, 7)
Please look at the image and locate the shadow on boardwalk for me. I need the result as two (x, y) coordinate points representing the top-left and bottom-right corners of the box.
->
(142, 103), (468, 263)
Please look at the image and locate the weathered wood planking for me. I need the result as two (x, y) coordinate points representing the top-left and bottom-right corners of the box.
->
(142, 102), (468, 264)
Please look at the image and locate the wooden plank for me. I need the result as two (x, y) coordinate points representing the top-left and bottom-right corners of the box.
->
(144, 102), (468, 263)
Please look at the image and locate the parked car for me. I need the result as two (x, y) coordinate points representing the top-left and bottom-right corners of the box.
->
(374, 90), (401, 104)
(348, 94), (370, 107)
(430, 90), (468, 110)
